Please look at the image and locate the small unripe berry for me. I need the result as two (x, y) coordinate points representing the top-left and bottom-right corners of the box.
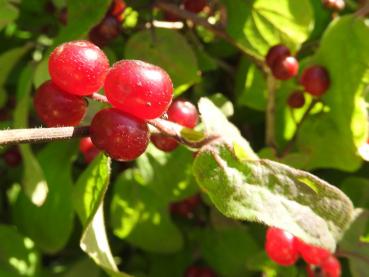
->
(90, 108), (149, 161)
(34, 80), (87, 127)
(271, 56), (299, 80)
(265, 227), (299, 266)
(300, 65), (330, 96)
(183, 0), (208, 13)
(104, 60), (173, 120)
(266, 44), (291, 68)
(321, 255), (341, 277)
(49, 40), (109, 96)
(295, 238), (331, 265)
(287, 91), (305, 108)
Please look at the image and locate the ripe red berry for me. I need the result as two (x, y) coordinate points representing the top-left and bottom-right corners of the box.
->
(110, 0), (126, 21)
(170, 194), (201, 218)
(323, 0), (345, 11)
(49, 40), (109, 96)
(34, 80), (87, 127)
(163, 11), (181, 22)
(167, 100), (199, 128)
(265, 227), (299, 266)
(265, 44), (291, 68)
(287, 91), (305, 108)
(79, 137), (100, 163)
(300, 65), (330, 96)
(89, 15), (121, 47)
(104, 60), (173, 120)
(3, 147), (22, 167)
(90, 108), (149, 161)
(271, 56), (299, 80)
(321, 255), (341, 277)
(306, 264), (315, 277)
(183, 0), (207, 13)
(150, 134), (179, 152)
(295, 239), (331, 265)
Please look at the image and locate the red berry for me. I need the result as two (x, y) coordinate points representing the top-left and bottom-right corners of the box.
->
(199, 267), (217, 277)
(110, 0), (126, 21)
(271, 56), (299, 80)
(167, 100), (199, 128)
(170, 194), (201, 218)
(306, 264), (315, 277)
(104, 60), (173, 120)
(295, 239), (331, 265)
(34, 80), (87, 127)
(151, 134), (179, 152)
(300, 65), (330, 96)
(265, 44), (291, 68)
(183, 0), (207, 13)
(3, 147), (22, 167)
(321, 256), (341, 277)
(49, 40), (109, 96)
(185, 266), (201, 277)
(287, 91), (305, 108)
(163, 11), (181, 22)
(79, 137), (100, 163)
(265, 227), (299, 266)
(323, 0), (345, 11)
(90, 108), (149, 161)
(89, 15), (121, 47)
(58, 7), (68, 25)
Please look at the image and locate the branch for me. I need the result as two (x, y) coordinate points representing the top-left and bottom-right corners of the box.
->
(155, 1), (264, 67)
(0, 126), (89, 146)
(265, 74), (277, 149)
(355, 1), (369, 16)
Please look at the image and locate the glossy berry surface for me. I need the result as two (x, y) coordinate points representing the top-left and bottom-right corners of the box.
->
(265, 44), (291, 68)
(271, 56), (299, 80)
(265, 227), (299, 266)
(183, 0), (207, 13)
(287, 91), (305, 108)
(49, 40), (109, 96)
(167, 99), (199, 128)
(3, 147), (22, 167)
(104, 60), (173, 119)
(90, 108), (149, 161)
(79, 137), (100, 163)
(321, 255), (341, 277)
(295, 238), (331, 265)
(151, 134), (179, 152)
(185, 266), (216, 277)
(34, 80), (87, 127)
(300, 65), (330, 96)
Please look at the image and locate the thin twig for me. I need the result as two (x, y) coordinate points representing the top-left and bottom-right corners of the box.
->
(337, 249), (369, 264)
(355, 0), (369, 16)
(279, 99), (319, 157)
(0, 126), (90, 146)
(90, 93), (109, 103)
(265, 74), (277, 149)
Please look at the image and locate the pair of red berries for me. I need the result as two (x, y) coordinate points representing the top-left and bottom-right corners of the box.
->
(265, 227), (341, 277)
(185, 265), (216, 277)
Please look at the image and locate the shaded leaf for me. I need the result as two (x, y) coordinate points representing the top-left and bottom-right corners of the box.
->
(0, 0), (19, 31)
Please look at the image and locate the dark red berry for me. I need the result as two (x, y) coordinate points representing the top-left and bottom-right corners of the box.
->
(287, 91), (305, 108)
(323, 0), (345, 11)
(49, 40), (109, 96)
(58, 7), (68, 25)
(271, 56), (299, 80)
(266, 44), (291, 68)
(295, 239), (331, 266)
(163, 11), (181, 22)
(34, 80), (87, 127)
(90, 108), (149, 161)
(183, 0), (207, 13)
(89, 15), (121, 47)
(300, 65), (330, 96)
(185, 266), (201, 277)
(104, 60), (173, 120)
(170, 194), (201, 218)
(265, 227), (299, 266)
(151, 134), (179, 152)
(79, 137), (100, 163)
(185, 266), (216, 277)
(321, 255), (341, 277)
(110, 0), (126, 21)
(167, 100), (199, 128)
(3, 147), (22, 167)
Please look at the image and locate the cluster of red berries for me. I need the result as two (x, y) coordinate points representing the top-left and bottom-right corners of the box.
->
(265, 227), (341, 277)
(164, 0), (208, 21)
(170, 194), (202, 219)
(265, 44), (331, 109)
(185, 265), (217, 277)
(89, 0), (126, 47)
(34, 40), (183, 161)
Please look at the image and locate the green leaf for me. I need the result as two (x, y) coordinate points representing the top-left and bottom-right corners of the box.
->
(110, 169), (184, 253)
(297, 16), (369, 171)
(198, 97), (258, 160)
(0, 225), (40, 277)
(222, 0), (313, 58)
(73, 154), (130, 277)
(12, 142), (76, 253)
(341, 177), (369, 210)
(63, 258), (102, 277)
(55, 0), (110, 43)
(0, 0), (19, 31)
(208, 93), (234, 117)
(33, 58), (49, 88)
(125, 29), (200, 95)
(339, 209), (369, 277)
(13, 65), (48, 207)
(193, 141), (354, 251)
